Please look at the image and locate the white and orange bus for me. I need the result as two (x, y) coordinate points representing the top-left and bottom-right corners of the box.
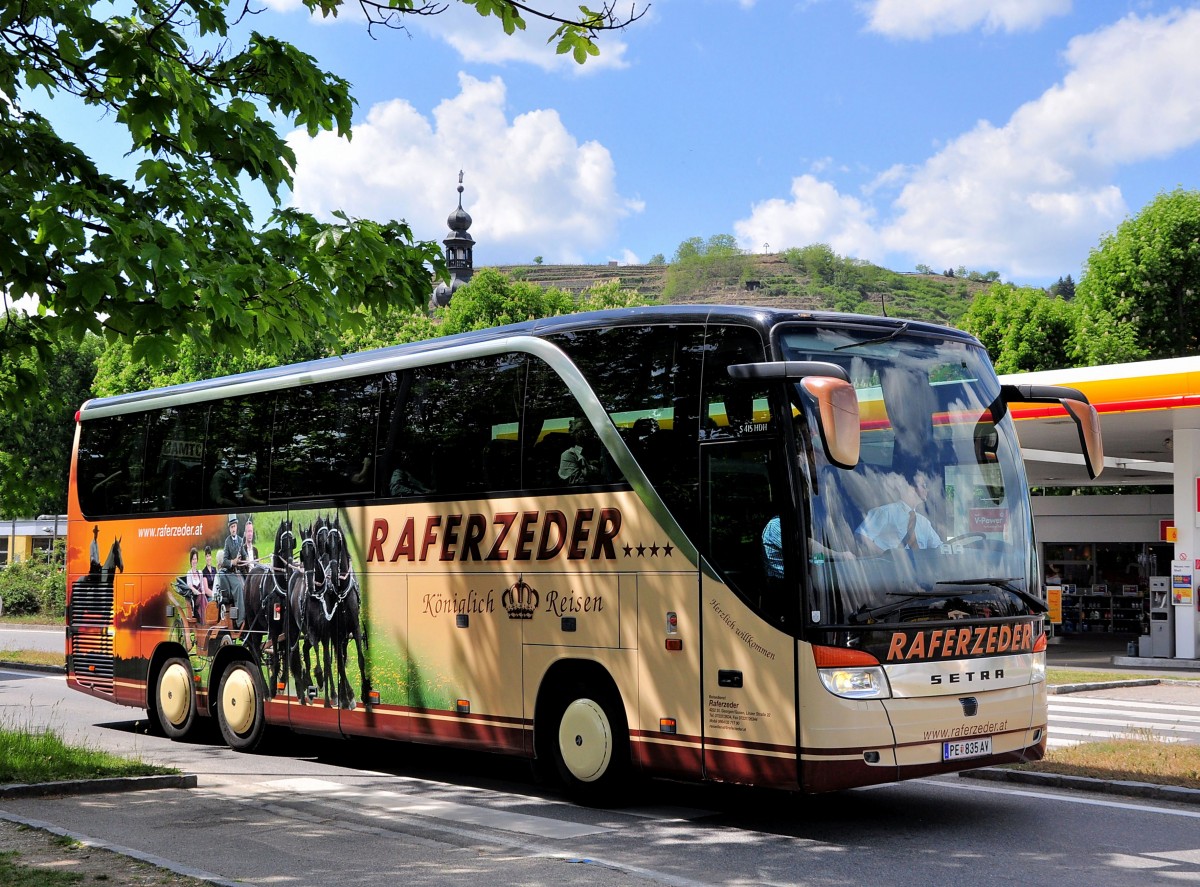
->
(65, 306), (1102, 799)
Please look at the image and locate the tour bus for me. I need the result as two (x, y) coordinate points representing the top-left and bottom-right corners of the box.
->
(65, 305), (1102, 799)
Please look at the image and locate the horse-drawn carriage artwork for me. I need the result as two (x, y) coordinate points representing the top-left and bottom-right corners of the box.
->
(168, 513), (370, 711)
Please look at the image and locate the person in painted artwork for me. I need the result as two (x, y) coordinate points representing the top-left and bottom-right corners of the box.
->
(89, 525), (101, 574)
(186, 547), (206, 622)
(215, 514), (247, 627)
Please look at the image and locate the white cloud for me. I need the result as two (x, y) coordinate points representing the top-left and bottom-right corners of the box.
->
(734, 175), (883, 260)
(883, 8), (1200, 276)
(863, 0), (1071, 39)
(287, 73), (642, 263)
(737, 9), (1200, 280)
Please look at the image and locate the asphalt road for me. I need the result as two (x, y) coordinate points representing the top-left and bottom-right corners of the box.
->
(0, 624), (64, 654)
(4, 666), (1200, 886)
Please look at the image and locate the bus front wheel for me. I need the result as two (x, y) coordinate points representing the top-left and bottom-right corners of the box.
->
(154, 656), (197, 740)
(216, 660), (267, 752)
(547, 683), (629, 805)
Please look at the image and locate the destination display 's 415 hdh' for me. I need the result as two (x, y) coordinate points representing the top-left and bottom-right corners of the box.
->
(65, 305), (1103, 801)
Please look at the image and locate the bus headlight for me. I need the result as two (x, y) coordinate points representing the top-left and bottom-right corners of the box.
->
(1030, 631), (1048, 683)
(818, 666), (891, 699)
(812, 644), (892, 699)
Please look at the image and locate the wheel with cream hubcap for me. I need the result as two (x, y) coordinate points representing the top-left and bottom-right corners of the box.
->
(154, 656), (196, 740)
(547, 682), (628, 804)
(216, 660), (267, 751)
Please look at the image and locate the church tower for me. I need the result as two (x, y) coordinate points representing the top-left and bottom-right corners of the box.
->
(431, 170), (475, 309)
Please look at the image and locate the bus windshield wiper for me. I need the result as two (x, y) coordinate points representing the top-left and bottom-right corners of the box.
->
(834, 322), (910, 351)
(936, 578), (1048, 614)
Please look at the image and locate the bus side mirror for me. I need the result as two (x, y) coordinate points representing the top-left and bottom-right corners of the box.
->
(1002, 384), (1104, 480)
(800, 376), (861, 469)
(728, 361), (862, 469)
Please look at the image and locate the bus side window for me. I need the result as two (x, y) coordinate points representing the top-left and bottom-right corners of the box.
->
(78, 413), (148, 518)
(523, 358), (623, 489)
(547, 325), (706, 527)
(384, 355), (525, 499)
(703, 442), (791, 625)
(143, 404), (208, 512)
(270, 377), (382, 502)
(206, 395), (275, 506)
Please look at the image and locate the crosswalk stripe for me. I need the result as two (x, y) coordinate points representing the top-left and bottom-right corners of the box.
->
(1046, 695), (1200, 748)
(1051, 704), (1200, 724)
(1049, 695), (1200, 714)
(1049, 712), (1200, 732)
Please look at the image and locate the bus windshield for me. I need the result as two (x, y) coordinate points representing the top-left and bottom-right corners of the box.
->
(779, 324), (1036, 630)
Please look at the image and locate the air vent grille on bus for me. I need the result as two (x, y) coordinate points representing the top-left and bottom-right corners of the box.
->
(71, 631), (115, 692)
(68, 577), (116, 693)
(69, 579), (115, 627)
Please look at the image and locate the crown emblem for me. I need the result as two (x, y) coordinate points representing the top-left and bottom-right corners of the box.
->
(502, 575), (539, 620)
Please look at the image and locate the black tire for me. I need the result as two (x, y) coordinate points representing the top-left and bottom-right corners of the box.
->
(545, 681), (630, 806)
(216, 660), (267, 752)
(153, 656), (197, 740)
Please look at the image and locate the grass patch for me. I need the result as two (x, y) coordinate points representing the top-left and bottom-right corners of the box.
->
(1047, 667), (1200, 685)
(0, 849), (84, 886)
(0, 615), (60, 626)
(0, 649), (65, 668)
(1014, 736), (1200, 789)
(0, 726), (175, 784)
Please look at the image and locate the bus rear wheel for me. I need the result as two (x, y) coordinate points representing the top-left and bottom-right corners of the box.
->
(154, 656), (196, 740)
(216, 660), (267, 752)
(546, 682), (629, 805)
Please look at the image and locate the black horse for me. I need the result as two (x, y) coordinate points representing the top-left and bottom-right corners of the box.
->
(288, 520), (333, 705)
(244, 520), (298, 694)
(324, 514), (370, 710)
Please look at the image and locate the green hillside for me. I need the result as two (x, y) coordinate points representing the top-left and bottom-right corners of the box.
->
(493, 252), (990, 328)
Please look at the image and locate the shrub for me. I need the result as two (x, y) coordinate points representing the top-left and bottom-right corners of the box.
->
(0, 543), (65, 618)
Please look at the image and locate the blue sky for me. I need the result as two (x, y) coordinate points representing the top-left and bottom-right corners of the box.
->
(51, 1), (1200, 286)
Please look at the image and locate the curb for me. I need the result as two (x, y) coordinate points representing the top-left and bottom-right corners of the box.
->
(0, 774), (196, 800)
(0, 659), (65, 674)
(1049, 678), (1160, 695)
(961, 766), (1200, 805)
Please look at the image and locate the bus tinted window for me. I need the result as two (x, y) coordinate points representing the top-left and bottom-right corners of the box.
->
(271, 377), (385, 502)
(143, 404), (209, 512)
(384, 355), (525, 499)
(205, 395), (274, 508)
(524, 357), (623, 488)
(77, 413), (148, 517)
(549, 325), (708, 534)
(700, 326), (771, 439)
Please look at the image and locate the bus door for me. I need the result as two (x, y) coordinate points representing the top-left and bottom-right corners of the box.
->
(699, 439), (800, 788)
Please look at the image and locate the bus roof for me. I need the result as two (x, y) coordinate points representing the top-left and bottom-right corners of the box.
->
(79, 305), (980, 418)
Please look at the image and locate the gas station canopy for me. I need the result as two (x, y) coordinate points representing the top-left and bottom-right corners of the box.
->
(1001, 356), (1200, 488)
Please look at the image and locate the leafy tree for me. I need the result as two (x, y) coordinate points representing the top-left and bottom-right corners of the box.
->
(0, 331), (100, 515)
(960, 283), (1078, 373)
(1072, 189), (1200, 365)
(0, 0), (637, 512)
(440, 268), (577, 333)
(915, 264), (934, 274)
(533, 256), (544, 265)
(784, 244), (840, 285)
(647, 253), (665, 265)
(664, 234), (749, 299)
